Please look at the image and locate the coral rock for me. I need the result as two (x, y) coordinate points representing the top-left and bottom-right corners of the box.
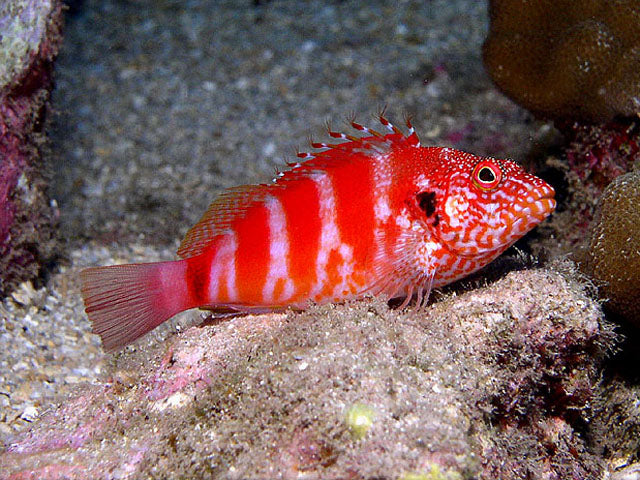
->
(483, 0), (640, 121)
(0, 266), (616, 479)
(581, 170), (640, 326)
(0, 0), (63, 295)
(589, 380), (640, 466)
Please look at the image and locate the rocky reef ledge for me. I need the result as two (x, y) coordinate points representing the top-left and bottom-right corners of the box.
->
(0, 263), (616, 479)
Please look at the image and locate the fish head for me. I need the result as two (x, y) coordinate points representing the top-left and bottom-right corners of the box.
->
(413, 149), (556, 257)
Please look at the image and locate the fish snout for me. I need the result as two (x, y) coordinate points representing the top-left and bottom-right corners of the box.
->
(528, 183), (556, 221)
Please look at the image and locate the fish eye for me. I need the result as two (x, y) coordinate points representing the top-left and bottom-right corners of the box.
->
(472, 160), (502, 191)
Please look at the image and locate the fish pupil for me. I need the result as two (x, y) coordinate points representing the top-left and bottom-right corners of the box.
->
(479, 166), (495, 183)
(417, 191), (437, 218)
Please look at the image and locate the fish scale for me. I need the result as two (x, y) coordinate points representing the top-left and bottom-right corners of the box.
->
(80, 116), (556, 351)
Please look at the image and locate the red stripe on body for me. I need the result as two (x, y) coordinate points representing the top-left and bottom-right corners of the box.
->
(327, 157), (376, 291)
(273, 277), (287, 302)
(277, 177), (322, 304)
(185, 249), (215, 307)
(233, 203), (271, 305)
(321, 249), (344, 298)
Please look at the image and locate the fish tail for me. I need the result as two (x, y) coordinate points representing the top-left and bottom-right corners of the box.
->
(80, 260), (190, 351)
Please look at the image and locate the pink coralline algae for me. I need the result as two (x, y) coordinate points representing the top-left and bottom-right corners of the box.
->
(563, 120), (640, 190)
(0, 0), (63, 296)
(538, 120), (640, 256)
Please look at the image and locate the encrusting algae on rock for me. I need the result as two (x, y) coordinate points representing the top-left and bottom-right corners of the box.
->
(0, 0), (63, 296)
(345, 402), (377, 440)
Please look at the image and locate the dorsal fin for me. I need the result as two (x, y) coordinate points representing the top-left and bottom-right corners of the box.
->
(296, 115), (420, 161)
(177, 116), (420, 259)
(177, 185), (268, 258)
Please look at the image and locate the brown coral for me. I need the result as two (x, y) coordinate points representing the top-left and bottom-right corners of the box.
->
(581, 170), (640, 326)
(483, 0), (640, 121)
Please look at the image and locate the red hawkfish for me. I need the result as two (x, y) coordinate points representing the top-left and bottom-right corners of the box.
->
(80, 116), (556, 351)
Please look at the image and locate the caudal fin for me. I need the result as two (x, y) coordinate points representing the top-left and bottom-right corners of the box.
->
(80, 261), (188, 351)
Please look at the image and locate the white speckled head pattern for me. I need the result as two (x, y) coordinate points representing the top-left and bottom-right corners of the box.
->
(427, 151), (556, 256)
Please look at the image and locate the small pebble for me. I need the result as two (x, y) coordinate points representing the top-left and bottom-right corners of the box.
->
(20, 405), (38, 422)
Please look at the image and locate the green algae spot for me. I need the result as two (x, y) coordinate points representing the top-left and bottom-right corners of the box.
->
(399, 464), (463, 480)
(345, 402), (376, 440)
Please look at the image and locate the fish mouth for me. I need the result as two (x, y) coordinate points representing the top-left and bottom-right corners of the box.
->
(527, 189), (556, 221)
(506, 195), (556, 241)
(507, 189), (556, 235)
(529, 196), (556, 221)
